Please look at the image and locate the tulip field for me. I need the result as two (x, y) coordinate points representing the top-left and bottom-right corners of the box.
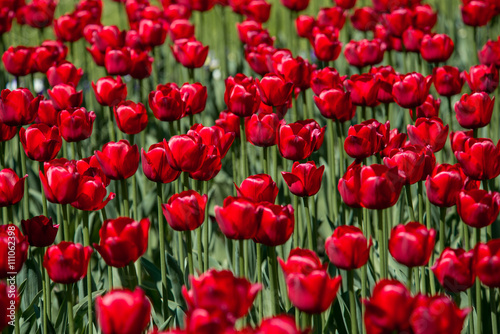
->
(1, 0), (500, 333)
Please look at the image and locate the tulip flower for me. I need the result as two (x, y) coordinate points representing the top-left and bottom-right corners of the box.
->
(344, 120), (387, 159)
(389, 222), (436, 267)
(215, 196), (262, 240)
(215, 111), (240, 138)
(171, 38), (209, 69)
(461, 1), (493, 26)
(344, 39), (386, 68)
(311, 67), (344, 96)
(96, 288), (151, 334)
(1, 46), (33, 77)
(311, 32), (342, 62)
(457, 189), (500, 228)
(344, 73), (380, 107)
(256, 315), (307, 334)
(410, 94), (441, 119)
(235, 174), (278, 203)
(189, 124), (235, 159)
(44, 241), (92, 284)
(426, 163), (467, 207)
(383, 145), (426, 185)
(433, 66), (464, 97)
(138, 18), (168, 47)
(383, 8), (411, 37)
(279, 56), (315, 92)
(277, 120), (324, 161)
(392, 73), (432, 108)
(165, 133), (209, 173)
(407, 117), (449, 152)
(129, 48), (153, 80)
(338, 162), (362, 208)
(0, 225), (29, 278)
(325, 225), (372, 270)
(224, 74), (261, 117)
(455, 138), (500, 180)
(317, 7), (346, 29)
(53, 13), (86, 42)
(295, 15), (315, 39)
(39, 159), (81, 205)
(370, 65), (398, 104)
(47, 84), (83, 110)
(255, 74), (293, 108)
(280, 0), (309, 11)
(474, 239), (500, 288)
(180, 82), (207, 116)
(0, 88), (41, 127)
(113, 101), (148, 135)
(351, 7), (379, 32)
(478, 37), (500, 67)
(313, 88), (355, 122)
(71, 167), (115, 212)
(245, 113), (284, 147)
(149, 83), (185, 122)
(463, 65), (499, 94)
(21, 216), (59, 248)
(0, 168), (27, 208)
(359, 164), (405, 210)
(57, 107), (96, 142)
(420, 33), (454, 63)
(0, 121), (16, 142)
(432, 247), (475, 293)
(454, 92), (495, 129)
(162, 190), (207, 231)
(141, 141), (181, 184)
(92, 76), (128, 107)
(37, 100), (59, 126)
(281, 161), (325, 197)
(47, 62), (83, 87)
(169, 19), (195, 41)
(253, 202), (294, 247)
(412, 4), (438, 30)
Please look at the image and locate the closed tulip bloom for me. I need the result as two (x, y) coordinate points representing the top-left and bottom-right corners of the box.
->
(183, 308), (232, 334)
(461, 1), (493, 26)
(57, 107), (96, 142)
(455, 138), (500, 180)
(277, 121), (319, 161)
(344, 39), (385, 68)
(383, 145), (426, 185)
(235, 174), (278, 203)
(370, 65), (398, 104)
(383, 8), (411, 37)
(19, 124), (61, 162)
(463, 64), (499, 94)
(0, 88), (41, 126)
(214, 196), (262, 240)
(351, 7), (378, 32)
(96, 288), (151, 334)
(0, 225), (28, 278)
(281, 161), (324, 197)
(245, 113), (284, 147)
(141, 141), (181, 183)
(189, 123), (235, 159)
(433, 66), (464, 97)
(478, 37), (500, 67)
(280, 0), (309, 11)
(162, 190), (207, 231)
(216, 111), (240, 138)
(407, 117), (449, 152)
(21, 216), (58, 248)
(335, 0), (356, 9)
(36, 100), (59, 126)
(254, 202), (294, 247)
(187, 147), (220, 181)
(410, 294), (469, 334)
(2, 46), (33, 77)
(392, 73), (432, 108)
(149, 83), (185, 122)
(325, 225), (372, 270)
(310, 67), (344, 96)
(389, 222), (436, 267)
(474, 239), (500, 288)
(245, 44), (276, 75)
(243, 1), (271, 23)
(314, 88), (355, 122)
(92, 76), (128, 107)
(317, 7), (346, 29)
(420, 34), (454, 63)
(53, 13), (88, 42)
(225, 74), (261, 117)
(104, 47), (132, 76)
(169, 19), (195, 41)
(256, 315), (307, 334)
(94, 217), (150, 268)
(457, 189), (500, 228)
(279, 56), (315, 91)
(138, 18), (167, 47)
(40, 159), (80, 204)
(338, 162), (362, 208)
(402, 27), (425, 52)
(279, 248), (325, 276)
(380, 128), (407, 158)
(412, 4), (438, 31)
(450, 130), (474, 153)
(454, 92), (495, 129)
(114, 101), (148, 135)
(256, 74), (293, 107)
(47, 62), (83, 87)
(0, 282), (18, 330)
(431, 247), (475, 293)
(425, 164), (466, 207)
(71, 167), (115, 211)
(180, 82), (207, 116)
(0, 168), (27, 207)
(344, 73), (380, 107)
(95, 140), (139, 180)
(311, 32), (342, 62)
(44, 241), (92, 283)
(47, 83), (83, 110)
(171, 38), (208, 68)
(129, 49), (153, 80)
(363, 280), (414, 333)
(344, 120), (386, 159)
(295, 15), (315, 39)
(410, 94), (440, 119)
(359, 164), (405, 210)
(0, 121), (16, 142)
(165, 133), (208, 173)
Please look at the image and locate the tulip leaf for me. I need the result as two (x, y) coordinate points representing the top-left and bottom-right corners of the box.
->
(72, 289), (106, 331)
(166, 253), (187, 311)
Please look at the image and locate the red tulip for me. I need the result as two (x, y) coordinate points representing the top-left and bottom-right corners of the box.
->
(40, 158), (80, 204)
(214, 196), (262, 240)
(338, 162), (362, 208)
(278, 56), (315, 92)
(2, 46), (33, 77)
(224, 74), (261, 117)
(47, 83), (83, 110)
(21, 215), (58, 248)
(335, 0), (356, 9)
(281, 161), (324, 197)
(114, 101), (148, 135)
(311, 32), (342, 62)
(280, 0), (309, 11)
(363, 280), (414, 333)
(0, 121), (16, 142)
(277, 120), (323, 161)
(389, 222), (436, 267)
(455, 138), (500, 180)
(44, 241), (92, 284)
(432, 66), (464, 97)
(295, 15), (315, 39)
(461, 1), (493, 26)
(478, 37), (500, 67)
(0, 168), (27, 207)
(57, 107), (96, 142)
(370, 65), (398, 104)
(0, 8), (13, 37)
(71, 165), (115, 211)
(311, 67), (344, 96)
(412, 4), (438, 31)
(457, 189), (500, 228)
(425, 163), (467, 207)
(91, 25), (126, 52)
(235, 174), (278, 203)
(344, 73), (380, 107)
(149, 83), (185, 122)
(169, 19), (195, 41)
(92, 76), (128, 107)
(0, 281), (18, 330)
(19, 124), (62, 162)
(244, 0), (271, 23)
(474, 239), (500, 288)
(36, 100), (59, 127)
(244, 112), (283, 147)
(94, 217), (150, 268)
(253, 202), (294, 246)
(138, 18), (168, 47)
(351, 7), (378, 32)
(162, 190), (207, 231)
(450, 130), (474, 153)
(407, 117), (449, 152)
(0, 88), (41, 126)
(96, 288), (151, 334)
(431, 247), (475, 293)
(104, 47), (132, 76)
(383, 8), (411, 37)
(129, 49), (154, 80)
(383, 145), (426, 185)
(379, 128), (407, 158)
(47, 62), (83, 87)
(256, 315), (307, 334)
(95, 140), (140, 180)
(325, 225), (372, 270)
(171, 38), (209, 68)
(454, 92), (495, 129)
(463, 64), (499, 94)
(53, 13), (86, 42)
(180, 82), (207, 116)
(314, 88), (355, 122)
(141, 140), (182, 183)
(420, 33), (454, 63)
(402, 27), (425, 52)
(410, 94), (440, 119)
(165, 133), (208, 173)
(359, 164), (405, 210)
(216, 111), (240, 138)
(344, 120), (387, 159)
(344, 39), (385, 68)
(245, 44), (276, 75)
(279, 248), (325, 276)
(392, 73), (432, 108)
(256, 74), (293, 108)
(0, 225), (28, 279)
(317, 7), (346, 29)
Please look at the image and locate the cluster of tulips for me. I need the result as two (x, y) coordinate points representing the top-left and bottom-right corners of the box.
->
(1, 0), (500, 333)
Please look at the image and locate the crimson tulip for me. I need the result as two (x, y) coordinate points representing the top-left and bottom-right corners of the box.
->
(344, 39), (385, 68)
(0, 88), (41, 126)
(214, 196), (262, 240)
(92, 76), (128, 107)
(474, 239), (500, 288)
(141, 140), (181, 183)
(407, 117), (448, 152)
(420, 33), (454, 63)
(370, 65), (398, 104)
(389, 222), (436, 267)
(47, 62), (83, 87)
(478, 37), (500, 67)
(114, 101), (148, 135)
(344, 73), (380, 107)
(215, 111), (240, 138)
(253, 202), (294, 246)
(0, 225), (28, 278)
(433, 66), (464, 97)
(19, 124), (61, 162)
(279, 248), (325, 276)
(314, 88), (355, 122)
(0, 121), (16, 142)
(2, 46), (33, 77)
(169, 19), (195, 41)
(104, 47), (132, 76)
(383, 145), (426, 185)
(392, 73), (432, 108)
(454, 92), (495, 129)
(295, 15), (315, 39)
(431, 247), (475, 292)
(351, 7), (378, 32)
(344, 120), (387, 159)
(44, 241), (92, 284)
(325, 225), (372, 270)
(47, 84), (83, 110)
(455, 138), (500, 180)
(412, 4), (438, 31)
(245, 113), (284, 147)
(450, 130), (474, 153)
(278, 56), (315, 92)
(225, 74), (261, 117)
(95, 140), (139, 180)
(165, 133), (208, 173)
(162, 190), (207, 231)
(402, 27), (425, 52)
(311, 32), (342, 62)
(281, 161), (324, 197)
(149, 83), (185, 122)
(21, 216), (59, 248)
(57, 107), (96, 142)
(36, 100), (59, 127)
(310, 67), (344, 96)
(171, 38), (208, 68)
(359, 164), (405, 210)
(256, 74), (293, 108)
(235, 174), (278, 203)
(129, 49), (153, 79)
(280, 0), (309, 11)
(383, 8), (411, 37)
(338, 162), (362, 208)
(39, 158), (80, 204)
(138, 18), (168, 47)
(410, 94), (441, 119)
(277, 120), (324, 161)
(463, 64), (499, 94)
(461, 1), (493, 26)
(0, 168), (27, 207)
(53, 13), (86, 42)
(317, 7), (346, 29)
(256, 315), (307, 334)
(71, 166), (115, 211)
(425, 164), (467, 207)
(180, 82), (207, 116)
(457, 189), (500, 228)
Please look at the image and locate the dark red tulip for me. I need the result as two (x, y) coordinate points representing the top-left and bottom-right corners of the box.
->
(214, 196), (262, 240)
(279, 248), (325, 276)
(215, 111), (240, 138)
(188, 147), (221, 181)
(104, 47), (132, 76)
(277, 56), (315, 92)
(310, 67), (345, 96)
(94, 217), (150, 268)
(425, 163), (466, 207)
(244, 0), (272, 23)
(311, 32), (342, 62)
(92, 76), (128, 107)
(457, 189), (500, 228)
(96, 288), (151, 334)
(36, 100), (59, 127)
(374, 23), (402, 52)
(317, 7), (346, 29)
(129, 49), (154, 80)
(189, 123), (235, 159)
(359, 164), (405, 210)
(0, 8), (14, 37)
(454, 92), (495, 129)
(281, 161), (324, 197)
(141, 140), (181, 183)
(0, 281), (18, 330)
(295, 15), (315, 39)
(0, 121), (16, 142)
(245, 43), (276, 75)
(478, 37), (500, 67)
(237, 20), (267, 45)
(95, 140), (140, 180)
(450, 130), (474, 153)
(165, 133), (208, 173)
(407, 117), (448, 152)
(280, 0), (309, 11)
(383, 8), (411, 37)
(351, 7), (379, 32)
(183, 269), (261, 324)
(433, 66), (464, 97)
(47, 84), (83, 110)
(44, 241), (92, 283)
(253, 202), (294, 247)
(0, 168), (27, 208)
(149, 83), (185, 122)
(162, 190), (207, 231)
(19, 124), (62, 162)
(344, 73), (380, 107)
(71, 165), (115, 212)
(0, 225), (28, 278)
(431, 247), (475, 293)
(277, 121), (321, 161)
(57, 107), (96, 142)
(389, 222), (436, 267)
(325, 225), (372, 270)
(338, 162), (362, 208)
(91, 25), (126, 53)
(380, 128), (407, 158)
(335, 0), (356, 9)
(463, 64), (499, 94)
(0, 88), (41, 126)
(138, 18), (168, 47)
(169, 19), (195, 41)
(344, 39), (385, 68)
(87, 45), (106, 66)
(40, 158), (80, 204)
(344, 120), (387, 159)
(410, 294), (469, 334)
(392, 73), (432, 108)
(370, 65), (398, 104)
(2, 46), (33, 77)
(171, 38), (209, 68)
(245, 113), (283, 147)
(31, 45), (62, 73)
(256, 315), (307, 334)
(474, 239), (500, 288)
(180, 82), (207, 116)
(225, 74), (261, 117)
(47, 62), (83, 87)
(410, 94), (440, 119)
(363, 280), (414, 333)
(53, 13), (86, 42)
(114, 101), (148, 135)
(314, 88), (355, 122)
(402, 27), (425, 52)
(412, 4), (438, 31)
(256, 74), (293, 108)
(235, 174), (278, 203)
(455, 138), (500, 180)
(461, 1), (493, 26)
(420, 34), (454, 63)
(384, 145), (426, 185)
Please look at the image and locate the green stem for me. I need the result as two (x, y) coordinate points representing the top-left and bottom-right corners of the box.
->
(238, 239), (244, 278)
(336, 120), (345, 177)
(377, 210), (387, 279)
(40, 252), (48, 334)
(439, 207), (446, 253)
(203, 181), (209, 269)
(417, 181), (424, 224)
(39, 162), (48, 217)
(269, 246), (280, 316)
(348, 270), (358, 334)
(182, 172), (190, 191)
(67, 284), (75, 334)
(19, 132), (28, 219)
(82, 210), (93, 334)
(256, 243), (263, 323)
(121, 179), (129, 217)
(197, 226), (203, 272)
(293, 195), (300, 248)
(185, 230), (194, 278)
(327, 119), (338, 223)
(44, 247), (51, 321)
(62, 204), (70, 241)
(132, 174), (141, 286)
(263, 146), (269, 175)
(127, 262), (138, 288)
(491, 288), (498, 334)
(7, 204), (13, 224)
(475, 228), (482, 334)
(407, 266), (413, 291)
(405, 184), (416, 221)
(157, 183), (170, 320)
(303, 197), (314, 250)
(240, 117), (247, 182)
(108, 107), (116, 142)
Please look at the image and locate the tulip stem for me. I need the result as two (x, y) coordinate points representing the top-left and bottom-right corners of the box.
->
(132, 173), (141, 286)
(44, 246), (51, 321)
(268, 246), (280, 316)
(426, 198), (436, 295)
(67, 284), (75, 334)
(439, 207), (446, 253)
(39, 251), (48, 334)
(256, 243), (263, 322)
(108, 107), (116, 142)
(417, 181), (426, 293)
(348, 270), (358, 334)
(197, 226), (203, 273)
(238, 239), (244, 278)
(121, 179), (129, 217)
(39, 162), (48, 217)
(19, 132), (29, 219)
(157, 182), (170, 320)
(185, 230), (194, 279)
(82, 210), (93, 334)
(239, 117), (248, 182)
(407, 266), (413, 291)
(327, 119), (338, 223)
(405, 184), (416, 222)
(203, 181), (209, 269)
(377, 209), (387, 279)
(475, 226), (482, 334)
(61, 204), (70, 241)
(491, 288), (498, 334)
(293, 195), (300, 248)
(183, 172), (190, 191)
(303, 197), (314, 251)
(262, 146), (268, 175)
(336, 120), (345, 176)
